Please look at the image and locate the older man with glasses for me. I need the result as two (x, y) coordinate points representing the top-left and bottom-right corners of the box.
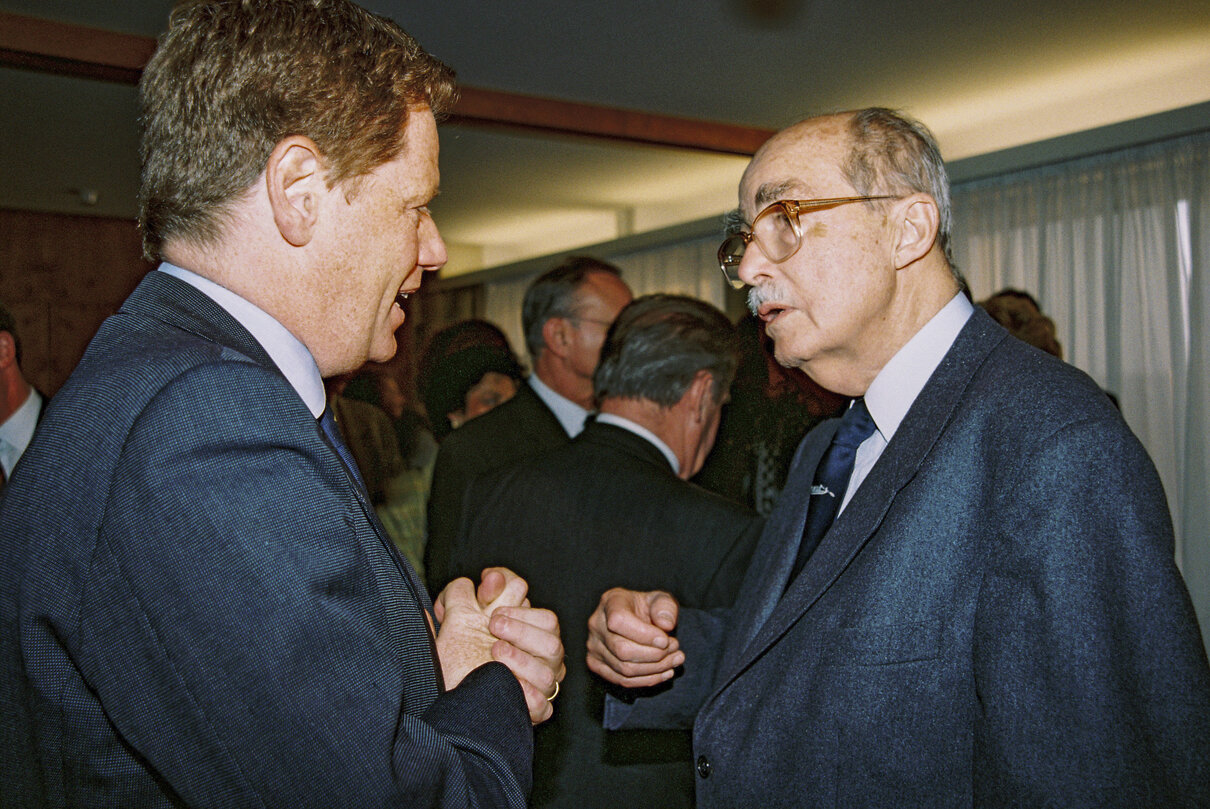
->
(587, 107), (1210, 808)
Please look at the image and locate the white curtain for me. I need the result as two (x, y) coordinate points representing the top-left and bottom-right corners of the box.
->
(951, 131), (1210, 651)
(606, 238), (727, 308)
(481, 275), (532, 369)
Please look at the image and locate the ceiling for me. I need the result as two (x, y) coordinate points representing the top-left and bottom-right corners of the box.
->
(2, 0), (1209, 281)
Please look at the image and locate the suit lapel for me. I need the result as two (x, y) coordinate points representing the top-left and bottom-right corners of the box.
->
(317, 395), (439, 689)
(736, 421), (836, 650)
(319, 414), (440, 696)
(131, 271), (441, 691)
(716, 310), (1008, 690)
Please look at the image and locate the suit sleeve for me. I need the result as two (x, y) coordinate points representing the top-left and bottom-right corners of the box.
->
(81, 362), (532, 808)
(972, 415), (1210, 806)
(602, 606), (730, 732)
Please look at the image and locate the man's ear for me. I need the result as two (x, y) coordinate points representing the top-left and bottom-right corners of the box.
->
(892, 194), (940, 269)
(265, 136), (326, 247)
(541, 317), (573, 360)
(0, 331), (15, 370)
(686, 370), (715, 424)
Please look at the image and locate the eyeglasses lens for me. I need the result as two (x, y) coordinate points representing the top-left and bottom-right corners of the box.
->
(717, 235), (747, 289)
(717, 203), (804, 289)
(754, 205), (799, 263)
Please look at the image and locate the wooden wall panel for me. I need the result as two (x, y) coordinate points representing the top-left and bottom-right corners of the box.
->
(0, 208), (152, 395)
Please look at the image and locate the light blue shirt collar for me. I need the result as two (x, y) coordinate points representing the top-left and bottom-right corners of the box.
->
(0, 388), (41, 477)
(595, 412), (680, 475)
(842, 293), (973, 514)
(527, 374), (589, 437)
(158, 263), (327, 417)
(863, 293), (975, 444)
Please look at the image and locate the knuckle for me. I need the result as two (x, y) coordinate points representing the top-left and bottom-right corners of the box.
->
(604, 611), (628, 633)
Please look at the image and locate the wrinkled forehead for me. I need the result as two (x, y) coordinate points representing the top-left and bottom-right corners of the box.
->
(738, 120), (852, 218)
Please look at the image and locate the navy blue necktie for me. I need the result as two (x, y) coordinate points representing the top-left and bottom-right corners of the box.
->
(318, 406), (368, 493)
(789, 398), (877, 584)
(320, 408), (441, 687)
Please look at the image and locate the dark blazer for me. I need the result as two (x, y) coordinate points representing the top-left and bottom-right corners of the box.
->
(609, 309), (1210, 808)
(451, 421), (762, 809)
(0, 272), (532, 808)
(425, 380), (569, 594)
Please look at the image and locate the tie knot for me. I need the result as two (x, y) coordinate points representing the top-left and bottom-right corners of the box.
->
(833, 398), (877, 449)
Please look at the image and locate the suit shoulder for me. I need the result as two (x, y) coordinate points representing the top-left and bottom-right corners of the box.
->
(461, 385), (558, 436)
(437, 392), (524, 448)
(969, 338), (1123, 436)
(684, 480), (761, 521)
(435, 386), (565, 472)
(59, 311), (263, 407)
(480, 435), (758, 530)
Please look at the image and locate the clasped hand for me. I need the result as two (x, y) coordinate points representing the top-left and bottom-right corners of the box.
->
(585, 588), (684, 688)
(434, 567), (565, 724)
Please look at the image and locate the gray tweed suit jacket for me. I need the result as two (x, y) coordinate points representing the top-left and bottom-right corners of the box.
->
(0, 271), (532, 807)
(607, 308), (1210, 808)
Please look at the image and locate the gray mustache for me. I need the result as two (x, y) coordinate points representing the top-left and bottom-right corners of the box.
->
(747, 284), (784, 318)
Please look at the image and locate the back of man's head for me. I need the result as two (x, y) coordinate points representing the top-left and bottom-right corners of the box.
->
(594, 294), (738, 408)
(0, 300), (21, 368)
(521, 256), (623, 361)
(137, 0), (457, 260)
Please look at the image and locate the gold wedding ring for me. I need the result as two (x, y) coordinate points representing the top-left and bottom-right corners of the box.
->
(546, 680), (560, 702)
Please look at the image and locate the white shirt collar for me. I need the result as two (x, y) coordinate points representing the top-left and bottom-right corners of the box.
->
(0, 388), (41, 477)
(158, 263), (327, 417)
(527, 373), (589, 437)
(863, 293), (974, 442)
(594, 412), (680, 474)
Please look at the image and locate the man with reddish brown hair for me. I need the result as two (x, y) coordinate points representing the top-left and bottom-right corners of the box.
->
(135, 0), (458, 261)
(0, 1), (562, 806)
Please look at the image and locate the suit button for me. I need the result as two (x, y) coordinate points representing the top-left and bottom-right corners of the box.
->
(696, 755), (711, 778)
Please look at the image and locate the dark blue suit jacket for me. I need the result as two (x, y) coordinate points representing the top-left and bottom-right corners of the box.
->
(0, 272), (531, 807)
(608, 308), (1210, 807)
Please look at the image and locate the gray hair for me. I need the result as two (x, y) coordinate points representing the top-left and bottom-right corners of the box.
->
(842, 108), (961, 281)
(521, 256), (623, 360)
(593, 294), (738, 407)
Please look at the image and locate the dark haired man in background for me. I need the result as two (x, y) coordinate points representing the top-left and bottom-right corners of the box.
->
(425, 255), (632, 593)
(0, 300), (42, 490)
(0, 1), (561, 805)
